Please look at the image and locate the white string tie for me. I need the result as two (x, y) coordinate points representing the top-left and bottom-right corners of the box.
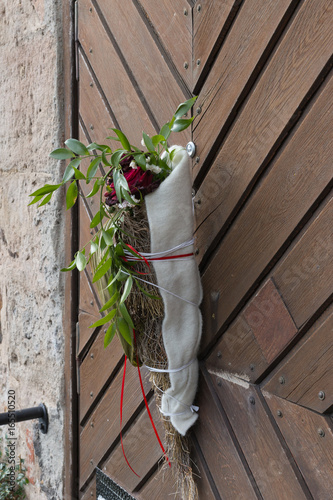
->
(151, 380), (199, 417)
(124, 239), (194, 260)
(145, 358), (196, 373)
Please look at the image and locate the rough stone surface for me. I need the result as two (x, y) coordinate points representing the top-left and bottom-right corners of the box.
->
(0, 1), (65, 498)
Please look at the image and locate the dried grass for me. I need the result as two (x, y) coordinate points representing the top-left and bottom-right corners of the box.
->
(92, 205), (198, 500)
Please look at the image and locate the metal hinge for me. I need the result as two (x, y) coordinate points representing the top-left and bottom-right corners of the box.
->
(74, 1), (79, 81)
(76, 321), (80, 394)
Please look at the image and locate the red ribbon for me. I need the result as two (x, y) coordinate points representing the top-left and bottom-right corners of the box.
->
(133, 329), (171, 469)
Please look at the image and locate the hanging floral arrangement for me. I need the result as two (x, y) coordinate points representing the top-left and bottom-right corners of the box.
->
(29, 97), (202, 499)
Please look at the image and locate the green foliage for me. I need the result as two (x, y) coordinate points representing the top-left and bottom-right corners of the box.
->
(0, 440), (29, 500)
(29, 96), (197, 355)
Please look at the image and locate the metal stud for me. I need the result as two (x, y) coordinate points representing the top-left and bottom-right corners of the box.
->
(197, 4), (202, 12)
(89, 7), (92, 12)
(184, 61), (189, 70)
(90, 124), (94, 130)
(90, 300), (94, 306)
(196, 59), (201, 66)
(90, 459), (93, 465)
(279, 376), (285, 385)
(196, 106), (202, 115)
(250, 364), (255, 372)
(318, 391), (325, 401)
(90, 353), (94, 359)
(89, 82), (93, 87)
(89, 48), (93, 54)
(249, 396), (255, 405)
(216, 378), (221, 387)
(90, 421), (94, 428)
(195, 248), (199, 256)
(318, 428), (325, 438)
(277, 410), (283, 417)
(186, 141), (196, 158)
(195, 156), (200, 163)
(217, 351), (222, 359)
(90, 391), (93, 398)
(184, 8), (188, 16)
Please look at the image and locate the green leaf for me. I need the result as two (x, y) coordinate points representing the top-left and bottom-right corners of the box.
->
(121, 187), (138, 205)
(50, 148), (75, 160)
(120, 275), (133, 304)
(62, 157), (82, 183)
(151, 134), (166, 147)
(111, 150), (126, 168)
(119, 302), (134, 329)
(99, 291), (119, 312)
(117, 317), (132, 345)
(89, 208), (105, 228)
(86, 157), (101, 182)
(106, 268), (122, 288)
(171, 117), (195, 132)
(111, 128), (131, 151)
(90, 241), (98, 254)
(132, 153), (146, 168)
(28, 194), (44, 206)
(65, 138), (89, 156)
(92, 257), (112, 282)
(142, 132), (155, 153)
(86, 179), (101, 198)
(102, 229), (113, 246)
(73, 167), (86, 180)
(113, 169), (122, 203)
(90, 308), (117, 328)
(30, 184), (62, 197)
(66, 181), (78, 209)
(102, 150), (112, 167)
(104, 323), (116, 348)
(75, 251), (87, 271)
(61, 259), (76, 272)
(38, 192), (53, 206)
(160, 123), (171, 140)
(174, 96), (197, 120)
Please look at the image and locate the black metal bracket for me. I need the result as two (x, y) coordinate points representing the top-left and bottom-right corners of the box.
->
(0, 403), (49, 434)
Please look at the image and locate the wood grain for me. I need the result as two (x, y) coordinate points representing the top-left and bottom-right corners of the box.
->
(210, 375), (308, 499)
(263, 305), (333, 413)
(205, 312), (269, 383)
(194, 372), (258, 499)
(136, 465), (181, 500)
(80, 476), (96, 500)
(78, 0), (155, 145)
(243, 279), (297, 363)
(192, 0), (296, 177)
(79, 332), (124, 423)
(101, 398), (165, 493)
(194, 0), (333, 253)
(200, 73), (333, 351)
(80, 361), (147, 488)
(78, 50), (119, 153)
(273, 196), (333, 327)
(96, 0), (189, 143)
(137, 0), (192, 90)
(263, 394), (333, 499)
(193, 0), (241, 90)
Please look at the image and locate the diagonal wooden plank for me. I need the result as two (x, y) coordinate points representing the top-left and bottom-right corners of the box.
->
(192, 0), (300, 179)
(263, 393), (333, 499)
(78, 0), (156, 145)
(94, 0), (190, 144)
(263, 304), (333, 413)
(137, 0), (192, 90)
(101, 398), (165, 493)
(79, 333), (124, 423)
(194, 372), (258, 499)
(80, 362), (150, 489)
(194, 0), (333, 255)
(199, 73), (333, 351)
(273, 196), (333, 328)
(209, 373), (310, 499)
(193, 0), (242, 91)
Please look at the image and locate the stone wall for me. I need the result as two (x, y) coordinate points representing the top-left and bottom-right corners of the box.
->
(0, 1), (65, 498)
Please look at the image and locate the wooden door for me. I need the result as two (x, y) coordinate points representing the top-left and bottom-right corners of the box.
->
(73, 0), (333, 498)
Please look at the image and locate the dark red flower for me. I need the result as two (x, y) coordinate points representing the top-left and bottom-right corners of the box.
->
(105, 154), (161, 206)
